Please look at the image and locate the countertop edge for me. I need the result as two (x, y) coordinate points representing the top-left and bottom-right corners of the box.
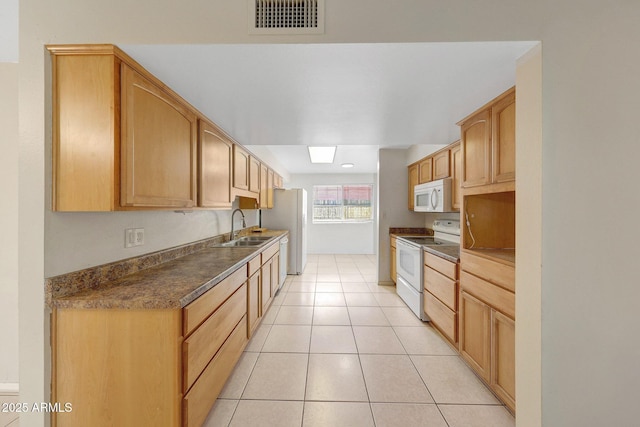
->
(51, 231), (288, 310)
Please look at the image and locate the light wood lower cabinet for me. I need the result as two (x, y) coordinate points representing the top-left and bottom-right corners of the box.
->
(491, 309), (516, 410)
(423, 252), (459, 345)
(390, 237), (397, 283)
(459, 253), (515, 412)
(260, 242), (280, 313)
(52, 309), (183, 427)
(52, 262), (253, 427)
(459, 290), (491, 382)
(183, 316), (247, 427)
(247, 255), (262, 337)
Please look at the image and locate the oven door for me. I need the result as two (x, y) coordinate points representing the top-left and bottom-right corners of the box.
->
(395, 240), (421, 292)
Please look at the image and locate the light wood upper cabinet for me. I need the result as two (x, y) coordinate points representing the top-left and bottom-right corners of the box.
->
(491, 90), (516, 183)
(274, 173), (283, 189)
(51, 52), (118, 211)
(460, 108), (491, 188)
(51, 46), (197, 211)
(432, 149), (450, 180)
(451, 142), (462, 210)
(198, 120), (232, 208)
(459, 87), (515, 191)
(259, 163), (269, 209)
(267, 169), (275, 209)
(418, 157), (433, 184)
(248, 156), (260, 194)
(50, 44), (280, 212)
(120, 64), (197, 208)
(408, 163), (419, 210)
(407, 140), (459, 211)
(233, 145), (250, 191)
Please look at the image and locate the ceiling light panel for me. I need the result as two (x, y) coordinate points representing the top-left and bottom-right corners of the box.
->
(308, 146), (336, 163)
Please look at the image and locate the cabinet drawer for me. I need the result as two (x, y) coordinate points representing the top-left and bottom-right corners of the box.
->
(261, 240), (279, 263)
(183, 267), (247, 336)
(424, 291), (457, 343)
(461, 251), (514, 292)
(248, 254), (261, 277)
(183, 283), (247, 392)
(424, 266), (457, 311)
(183, 315), (247, 427)
(424, 252), (457, 280)
(460, 271), (514, 319)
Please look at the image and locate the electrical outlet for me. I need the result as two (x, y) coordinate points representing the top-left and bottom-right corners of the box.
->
(125, 228), (145, 248)
(134, 228), (145, 246)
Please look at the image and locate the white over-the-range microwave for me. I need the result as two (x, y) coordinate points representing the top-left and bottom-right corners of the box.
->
(413, 178), (453, 212)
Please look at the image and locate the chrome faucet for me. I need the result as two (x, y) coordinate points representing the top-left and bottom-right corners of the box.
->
(230, 209), (246, 241)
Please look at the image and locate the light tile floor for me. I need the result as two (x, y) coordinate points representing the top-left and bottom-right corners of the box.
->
(204, 254), (515, 427)
(0, 394), (20, 427)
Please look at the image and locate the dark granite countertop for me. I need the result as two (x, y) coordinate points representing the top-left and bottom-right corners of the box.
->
(51, 231), (287, 310)
(422, 245), (460, 263)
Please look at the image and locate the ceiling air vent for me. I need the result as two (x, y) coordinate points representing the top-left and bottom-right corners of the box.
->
(249, 0), (325, 35)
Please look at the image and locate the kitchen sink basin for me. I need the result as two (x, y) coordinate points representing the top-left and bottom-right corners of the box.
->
(236, 236), (272, 242)
(217, 240), (265, 247)
(212, 235), (273, 248)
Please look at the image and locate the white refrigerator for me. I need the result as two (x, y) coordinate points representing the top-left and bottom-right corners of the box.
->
(261, 188), (307, 274)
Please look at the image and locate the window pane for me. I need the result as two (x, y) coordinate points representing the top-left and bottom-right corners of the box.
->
(312, 184), (373, 223)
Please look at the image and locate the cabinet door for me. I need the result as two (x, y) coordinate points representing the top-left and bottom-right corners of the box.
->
(248, 156), (260, 193)
(259, 163), (269, 209)
(233, 145), (250, 191)
(261, 258), (273, 312)
(271, 253), (280, 295)
(52, 53), (118, 211)
(459, 291), (491, 382)
(418, 157), (433, 184)
(408, 164), (419, 210)
(461, 109), (491, 188)
(491, 90), (516, 183)
(432, 149), (450, 180)
(247, 271), (261, 337)
(451, 142), (462, 210)
(199, 120), (232, 208)
(267, 169), (274, 209)
(121, 64), (197, 208)
(390, 240), (397, 283)
(491, 309), (515, 411)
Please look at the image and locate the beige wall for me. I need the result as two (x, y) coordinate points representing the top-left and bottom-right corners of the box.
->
(515, 44), (542, 426)
(377, 149), (426, 283)
(15, 1), (640, 426)
(0, 63), (19, 387)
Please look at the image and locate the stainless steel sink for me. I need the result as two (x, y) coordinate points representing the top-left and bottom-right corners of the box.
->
(237, 236), (272, 242)
(217, 240), (265, 247)
(212, 235), (273, 247)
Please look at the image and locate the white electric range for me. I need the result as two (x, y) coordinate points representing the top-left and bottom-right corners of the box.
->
(395, 220), (460, 321)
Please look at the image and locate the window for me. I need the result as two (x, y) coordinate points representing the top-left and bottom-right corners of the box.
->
(312, 184), (373, 223)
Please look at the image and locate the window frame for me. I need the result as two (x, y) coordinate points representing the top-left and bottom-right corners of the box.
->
(311, 184), (374, 224)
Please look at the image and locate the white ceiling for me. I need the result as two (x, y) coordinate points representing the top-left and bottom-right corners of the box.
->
(121, 42), (537, 174)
